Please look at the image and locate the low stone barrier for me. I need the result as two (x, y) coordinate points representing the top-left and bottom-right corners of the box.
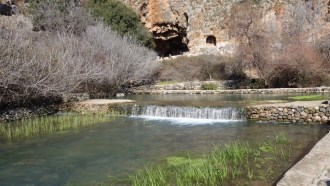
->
(64, 99), (135, 114)
(246, 102), (330, 124)
(0, 105), (59, 122)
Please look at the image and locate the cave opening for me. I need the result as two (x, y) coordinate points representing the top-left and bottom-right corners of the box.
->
(152, 23), (189, 57)
(155, 38), (189, 57)
(206, 35), (217, 46)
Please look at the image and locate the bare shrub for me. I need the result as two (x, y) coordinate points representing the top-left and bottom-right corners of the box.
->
(156, 55), (245, 82)
(227, 0), (330, 88)
(82, 23), (159, 96)
(0, 22), (158, 107)
(30, 0), (95, 35)
(156, 55), (220, 81)
(266, 44), (329, 88)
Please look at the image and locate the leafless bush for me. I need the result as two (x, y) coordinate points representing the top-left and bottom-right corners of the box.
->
(0, 22), (158, 107)
(82, 23), (159, 96)
(227, 0), (330, 88)
(155, 55), (245, 81)
(266, 44), (329, 88)
(30, 0), (95, 35)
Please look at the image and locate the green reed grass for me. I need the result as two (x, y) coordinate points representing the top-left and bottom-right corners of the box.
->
(0, 113), (116, 142)
(287, 94), (326, 101)
(129, 133), (291, 186)
(276, 131), (289, 144)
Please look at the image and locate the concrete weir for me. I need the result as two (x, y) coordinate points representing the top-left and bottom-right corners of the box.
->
(277, 132), (330, 186)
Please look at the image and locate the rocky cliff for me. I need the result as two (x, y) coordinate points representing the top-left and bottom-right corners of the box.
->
(120, 0), (330, 57)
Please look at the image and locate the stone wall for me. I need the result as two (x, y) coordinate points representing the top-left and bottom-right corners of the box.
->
(246, 104), (330, 124)
(0, 105), (59, 122)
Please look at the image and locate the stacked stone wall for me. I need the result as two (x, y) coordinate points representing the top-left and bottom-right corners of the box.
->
(130, 86), (330, 94)
(246, 105), (330, 124)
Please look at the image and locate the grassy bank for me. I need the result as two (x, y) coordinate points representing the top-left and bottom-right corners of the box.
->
(129, 132), (291, 186)
(0, 113), (119, 143)
(288, 94), (329, 101)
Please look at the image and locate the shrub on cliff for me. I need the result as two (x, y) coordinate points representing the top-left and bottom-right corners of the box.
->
(28, 0), (95, 35)
(86, 0), (155, 48)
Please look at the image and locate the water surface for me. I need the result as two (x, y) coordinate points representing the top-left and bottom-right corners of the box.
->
(124, 93), (330, 107)
(0, 117), (327, 185)
(0, 93), (329, 185)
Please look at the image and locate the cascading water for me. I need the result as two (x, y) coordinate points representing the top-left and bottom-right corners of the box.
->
(130, 105), (245, 122)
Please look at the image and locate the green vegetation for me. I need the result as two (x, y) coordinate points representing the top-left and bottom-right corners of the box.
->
(276, 131), (289, 144)
(129, 134), (291, 185)
(288, 95), (327, 101)
(0, 113), (118, 143)
(86, 0), (155, 48)
(201, 83), (218, 90)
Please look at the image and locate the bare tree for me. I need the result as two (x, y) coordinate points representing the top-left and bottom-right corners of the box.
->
(227, 0), (330, 88)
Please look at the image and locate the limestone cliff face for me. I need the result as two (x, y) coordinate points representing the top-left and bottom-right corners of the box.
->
(120, 0), (330, 56)
(121, 0), (231, 56)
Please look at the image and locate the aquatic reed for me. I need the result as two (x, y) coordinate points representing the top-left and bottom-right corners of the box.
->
(129, 133), (291, 186)
(0, 113), (116, 142)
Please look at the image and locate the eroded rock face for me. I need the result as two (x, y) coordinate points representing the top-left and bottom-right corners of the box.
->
(120, 0), (330, 56)
(1, 0), (25, 6)
(152, 22), (189, 56)
(122, 0), (231, 56)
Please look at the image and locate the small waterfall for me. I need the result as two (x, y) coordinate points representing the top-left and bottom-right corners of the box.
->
(131, 105), (245, 121)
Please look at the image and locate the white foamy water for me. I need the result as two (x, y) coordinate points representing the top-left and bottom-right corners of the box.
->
(130, 105), (245, 124)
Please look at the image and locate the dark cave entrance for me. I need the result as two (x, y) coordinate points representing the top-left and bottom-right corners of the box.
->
(152, 22), (189, 57)
(206, 35), (217, 46)
(155, 37), (189, 57)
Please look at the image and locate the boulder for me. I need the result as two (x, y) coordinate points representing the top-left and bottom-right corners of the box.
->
(314, 116), (322, 122)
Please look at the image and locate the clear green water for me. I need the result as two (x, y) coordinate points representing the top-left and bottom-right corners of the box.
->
(0, 93), (328, 185)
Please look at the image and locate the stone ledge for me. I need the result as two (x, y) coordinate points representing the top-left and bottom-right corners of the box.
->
(63, 99), (135, 113)
(277, 132), (330, 186)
